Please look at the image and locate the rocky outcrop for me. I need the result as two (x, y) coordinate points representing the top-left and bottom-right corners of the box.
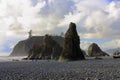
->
(10, 36), (64, 56)
(27, 43), (42, 59)
(41, 35), (62, 60)
(59, 22), (85, 61)
(28, 35), (62, 60)
(88, 43), (109, 57)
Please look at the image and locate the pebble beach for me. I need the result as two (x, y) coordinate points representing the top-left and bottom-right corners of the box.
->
(0, 57), (120, 80)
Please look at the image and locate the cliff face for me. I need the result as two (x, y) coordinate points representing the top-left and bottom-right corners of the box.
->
(10, 36), (64, 56)
(88, 43), (109, 57)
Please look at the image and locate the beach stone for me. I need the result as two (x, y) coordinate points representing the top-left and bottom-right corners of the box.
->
(59, 22), (85, 61)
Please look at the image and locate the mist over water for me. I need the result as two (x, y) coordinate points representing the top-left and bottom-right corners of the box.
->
(0, 56), (26, 62)
(0, 53), (10, 56)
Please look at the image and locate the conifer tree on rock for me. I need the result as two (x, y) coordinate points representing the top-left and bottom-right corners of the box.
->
(41, 35), (62, 59)
(28, 34), (62, 60)
(59, 22), (85, 61)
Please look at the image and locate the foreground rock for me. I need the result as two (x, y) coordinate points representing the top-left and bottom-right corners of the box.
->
(59, 22), (85, 61)
(10, 36), (64, 56)
(88, 43), (109, 57)
(28, 35), (62, 60)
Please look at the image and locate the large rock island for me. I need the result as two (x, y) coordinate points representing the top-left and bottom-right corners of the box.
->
(10, 36), (64, 56)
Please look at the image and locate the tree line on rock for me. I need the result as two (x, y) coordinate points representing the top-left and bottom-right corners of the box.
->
(28, 35), (62, 60)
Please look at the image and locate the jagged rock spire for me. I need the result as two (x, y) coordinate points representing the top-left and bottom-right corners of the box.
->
(59, 22), (85, 61)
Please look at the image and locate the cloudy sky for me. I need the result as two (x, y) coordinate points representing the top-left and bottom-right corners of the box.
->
(0, 0), (120, 56)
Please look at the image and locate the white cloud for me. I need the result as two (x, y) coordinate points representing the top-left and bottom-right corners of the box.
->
(83, 1), (120, 38)
(80, 41), (92, 51)
(100, 39), (120, 50)
(59, 0), (120, 39)
(1, 0), (120, 38)
(0, 0), (75, 55)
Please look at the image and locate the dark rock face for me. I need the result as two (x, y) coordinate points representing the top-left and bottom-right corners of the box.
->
(28, 43), (42, 59)
(41, 35), (63, 60)
(88, 43), (109, 57)
(28, 35), (62, 60)
(10, 36), (64, 56)
(59, 22), (85, 61)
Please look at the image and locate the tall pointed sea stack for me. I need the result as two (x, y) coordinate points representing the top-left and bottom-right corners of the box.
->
(59, 22), (85, 61)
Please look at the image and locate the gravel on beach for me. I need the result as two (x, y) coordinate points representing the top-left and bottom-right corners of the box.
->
(0, 58), (120, 80)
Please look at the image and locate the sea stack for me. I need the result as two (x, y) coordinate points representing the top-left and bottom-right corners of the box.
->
(88, 43), (109, 57)
(59, 22), (85, 61)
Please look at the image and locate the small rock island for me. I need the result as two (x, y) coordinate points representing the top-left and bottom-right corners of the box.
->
(88, 43), (109, 57)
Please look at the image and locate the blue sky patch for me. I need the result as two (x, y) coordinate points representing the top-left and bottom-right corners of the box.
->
(81, 38), (113, 44)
